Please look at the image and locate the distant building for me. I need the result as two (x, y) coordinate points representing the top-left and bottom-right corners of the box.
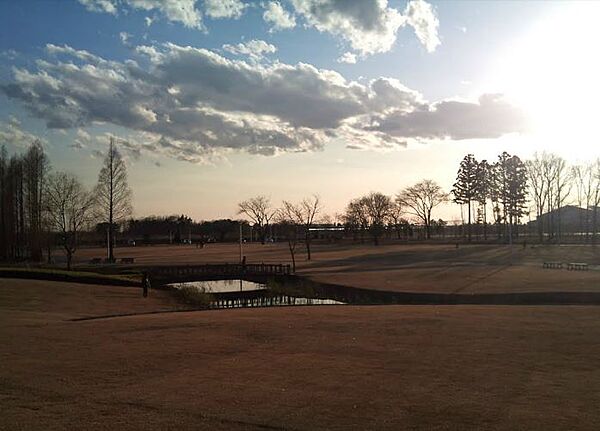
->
(528, 205), (599, 235)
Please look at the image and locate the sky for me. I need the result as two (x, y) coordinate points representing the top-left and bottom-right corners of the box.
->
(1, 0), (599, 222)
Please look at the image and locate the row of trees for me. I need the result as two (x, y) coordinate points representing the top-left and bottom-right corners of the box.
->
(452, 152), (528, 241)
(125, 216), (247, 243)
(528, 153), (600, 242)
(452, 151), (600, 243)
(0, 137), (132, 268)
(343, 180), (448, 246)
(0, 142), (49, 261)
(237, 195), (322, 271)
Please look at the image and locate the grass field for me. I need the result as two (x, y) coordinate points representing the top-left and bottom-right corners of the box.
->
(2, 278), (600, 430)
(71, 242), (600, 294)
(3, 243), (600, 429)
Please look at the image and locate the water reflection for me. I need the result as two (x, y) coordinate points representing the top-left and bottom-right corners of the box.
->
(167, 279), (266, 293)
(169, 279), (345, 308)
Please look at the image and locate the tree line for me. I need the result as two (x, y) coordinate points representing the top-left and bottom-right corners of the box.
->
(453, 152), (600, 244)
(0, 137), (132, 268)
(2, 135), (599, 270)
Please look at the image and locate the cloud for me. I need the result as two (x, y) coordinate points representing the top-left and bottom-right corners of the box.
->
(0, 116), (47, 150)
(119, 31), (132, 46)
(204, 0), (248, 20)
(289, 0), (404, 55)
(78, 0), (203, 29)
(337, 52), (357, 64)
(78, 0), (117, 14)
(263, 1), (296, 31)
(404, 0), (440, 53)
(283, 0), (440, 57)
(70, 128), (96, 150)
(366, 94), (529, 140)
(222, 39), (277, 61)
(2, 43), (527, 164)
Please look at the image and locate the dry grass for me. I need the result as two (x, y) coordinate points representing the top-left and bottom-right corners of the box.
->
(72, 242), (600, 294)
(2, 278), (600, 430)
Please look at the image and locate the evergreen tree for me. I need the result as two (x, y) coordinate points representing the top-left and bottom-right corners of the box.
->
(474, 160), (492, 240)
(452, 154), (478, 241)
(493, 152), (528, 240)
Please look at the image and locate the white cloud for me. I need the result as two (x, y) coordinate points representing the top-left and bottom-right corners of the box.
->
(205, 0), (248, 19)
(119, 31), (132, 46)
(404, 0), (440, 53)
(145, 16), (154, 26)
(78, 0), (117, 14)
(290, 0), (404, 55)
(223, 39), (277, 61)
(263, 1), (296, 32)
(78, 0), (203, 29)
(337, 52), (357, 64)
(283, 0), (440, 57)
(0, 117), (47, 150)
(71, 128), (92, 149)
(2, 43), (527, 163)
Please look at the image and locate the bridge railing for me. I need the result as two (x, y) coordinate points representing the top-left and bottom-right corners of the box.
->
(149, 263), (291, 279)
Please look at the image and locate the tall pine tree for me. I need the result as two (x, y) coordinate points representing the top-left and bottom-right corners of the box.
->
(452, 154), (479, 241)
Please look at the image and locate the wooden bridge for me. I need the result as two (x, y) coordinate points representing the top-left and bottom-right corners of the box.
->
(149, 263), (292, 282)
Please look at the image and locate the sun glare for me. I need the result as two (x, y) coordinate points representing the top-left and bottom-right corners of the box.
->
(486, 2), (600, 158)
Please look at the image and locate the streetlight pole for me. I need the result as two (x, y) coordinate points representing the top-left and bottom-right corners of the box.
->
(239, 222), (243, 263)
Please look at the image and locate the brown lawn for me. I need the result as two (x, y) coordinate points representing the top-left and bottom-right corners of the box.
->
(2, 278), (600, 430)
(71, 242), (600, 294)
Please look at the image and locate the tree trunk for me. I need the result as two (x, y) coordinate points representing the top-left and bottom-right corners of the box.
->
(305, 230), (312, 260)
(482, 202), (487, 241)
(467, 200), (472, 241)
(288, 243), (296, 272)
(593, 207), (598, 246)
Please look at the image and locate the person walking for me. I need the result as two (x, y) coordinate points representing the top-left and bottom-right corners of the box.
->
(142, 272), (150, 298)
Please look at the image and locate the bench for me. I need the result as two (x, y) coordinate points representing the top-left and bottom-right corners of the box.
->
(89, 258), (102, 264)
(567, 262), (588, 271)
(543, 262), (563, 269)
(120, 257), (135, 264)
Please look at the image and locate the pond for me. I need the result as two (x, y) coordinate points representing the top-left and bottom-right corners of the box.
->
(167, 279), (345, 308)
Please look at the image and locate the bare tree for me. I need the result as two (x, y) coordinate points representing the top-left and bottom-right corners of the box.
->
(276, 202), (301, 272)
(571, 163), (592, 237)
(526, 154), (548, 242)
(344, 198), (369, 242)
(46, 172), (94, 270)
(237, 195), (275, 244)
(343, 193), (394, 245)
(23, 140), (49, 261)
(553, 156), (572, 243)
(387, 200), (404, 239)
(362, 192), (393, 245)
(94, 137), (132, 262)
(299, 195), (321, 259)
(570, 161), (600, 243)
(593, 160), (600, 244)
(397, 180), (448, 239)
(280, 195), (321, 259)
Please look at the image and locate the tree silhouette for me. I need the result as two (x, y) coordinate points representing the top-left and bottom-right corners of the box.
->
(237, 195), (275, 244)
(397, 180), (448, 240)
(94, 137), (132, 262)
(494, 152), (528, 240)
(280, 195), (321, 259)
(452, 154), (478, 241)
(475, 160), (492, 240)
(46, 172), (94, 270)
